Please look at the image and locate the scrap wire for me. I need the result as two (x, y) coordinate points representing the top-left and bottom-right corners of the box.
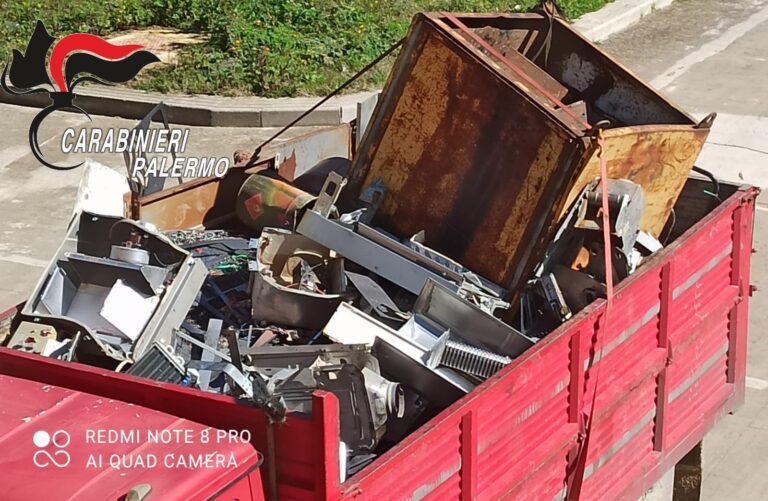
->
(692, 165), (721, 199)
(662, 209), (677, 245)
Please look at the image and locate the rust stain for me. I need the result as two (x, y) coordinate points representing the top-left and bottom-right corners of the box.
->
(560, 127), (709, 237)
(141, 182), (218, 230)
(476, 126), (568, 275)
(358, 21), (574, 286)
(350, 13), (709, 296)
(277, 150), (297, 181)
(464, 26), (568, 102)
(139, 170), (252, 230)
(370, 40), (457, 211)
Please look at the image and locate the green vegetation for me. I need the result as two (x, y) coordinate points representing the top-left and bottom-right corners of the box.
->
(0, 1), (610, 97)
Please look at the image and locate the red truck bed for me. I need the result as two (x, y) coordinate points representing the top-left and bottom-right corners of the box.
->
(0, 374), (265, 500)
(0, 178), (757, 500)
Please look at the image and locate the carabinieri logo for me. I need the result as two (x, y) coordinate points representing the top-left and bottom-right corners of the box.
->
(1, 21), (159, 170)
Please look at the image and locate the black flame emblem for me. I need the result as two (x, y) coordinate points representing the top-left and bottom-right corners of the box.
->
(2, 21), (159, 169)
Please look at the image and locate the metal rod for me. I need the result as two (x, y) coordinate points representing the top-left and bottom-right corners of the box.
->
(174, 329), (231, 363)
(246, 39), (404, 165)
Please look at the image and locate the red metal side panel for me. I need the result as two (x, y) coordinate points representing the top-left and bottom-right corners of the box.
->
(0, 187), (756, 501)
(339, 186), (757, 501)
(589, 189), (754, 501)
(581, 378), (658, 500)
(340, 330), (574, 501)
(214, 474), (267, 501)
(475, 335), (571, 499)
(357, 424), (463, 500)
(0, 348), (335, 501)
(502, 444), (571, 500)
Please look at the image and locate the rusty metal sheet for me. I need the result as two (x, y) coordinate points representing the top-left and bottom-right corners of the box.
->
(350, 13), (709, 298)
(348, 14), (584, 293)
(454, 24), (569, 104)
(137, 125), (352, 230)
(441, 14), (569, 103)
(233, 124), (352, 181)
(545, 20), (696, 126)
(561, 126), (710, 237)
(138, 167), (256, 230)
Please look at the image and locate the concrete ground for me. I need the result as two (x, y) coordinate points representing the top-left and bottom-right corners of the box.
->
(0, 0), (766, 497)
(0, 107), (322, 303)
(601, 0), (768, 189)
(601, 2), (768, 498)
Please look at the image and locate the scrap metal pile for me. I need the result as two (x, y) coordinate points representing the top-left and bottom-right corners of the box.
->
(2, 12), (717, 479)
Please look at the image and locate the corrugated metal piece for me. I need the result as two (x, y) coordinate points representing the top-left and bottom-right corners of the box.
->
(350, 13), (709, 298)
(581, 380), (658, 499)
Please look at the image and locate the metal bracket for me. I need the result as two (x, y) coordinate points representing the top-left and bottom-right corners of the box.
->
(297, 209), (505, 298)
(314, 172), (347, 218)
(174, 328), (232, 363)
(187, 360), (254, 399)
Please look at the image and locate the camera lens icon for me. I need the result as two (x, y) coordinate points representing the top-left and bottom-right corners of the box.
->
(33, 430), (51, 448)
(33, 429), (71, 468)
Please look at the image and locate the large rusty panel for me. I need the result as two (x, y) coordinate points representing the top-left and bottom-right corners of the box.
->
(561, 126), (710, 237)
(349, 15), (584, 288)
(351, 12), (711, 297)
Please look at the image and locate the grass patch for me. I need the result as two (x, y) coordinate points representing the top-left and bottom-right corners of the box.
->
(0, 1), (611, 97)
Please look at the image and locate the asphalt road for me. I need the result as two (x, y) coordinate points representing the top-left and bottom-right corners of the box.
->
(0, 0), (766, 498)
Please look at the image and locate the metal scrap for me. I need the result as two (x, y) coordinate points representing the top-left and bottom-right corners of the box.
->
(13, 211), (207, 364)
(323, 302), (476, 408)
(2, 11), (713, 484)
(250, 227), (348, 330)
(521, 179), (660, 336)
(426, 332), (512, 380)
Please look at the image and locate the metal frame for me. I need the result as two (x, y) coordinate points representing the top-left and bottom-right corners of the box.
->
(413, 279), (535, 358)
(297, 209), (481, 295)
(18, 211), (207, 361)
